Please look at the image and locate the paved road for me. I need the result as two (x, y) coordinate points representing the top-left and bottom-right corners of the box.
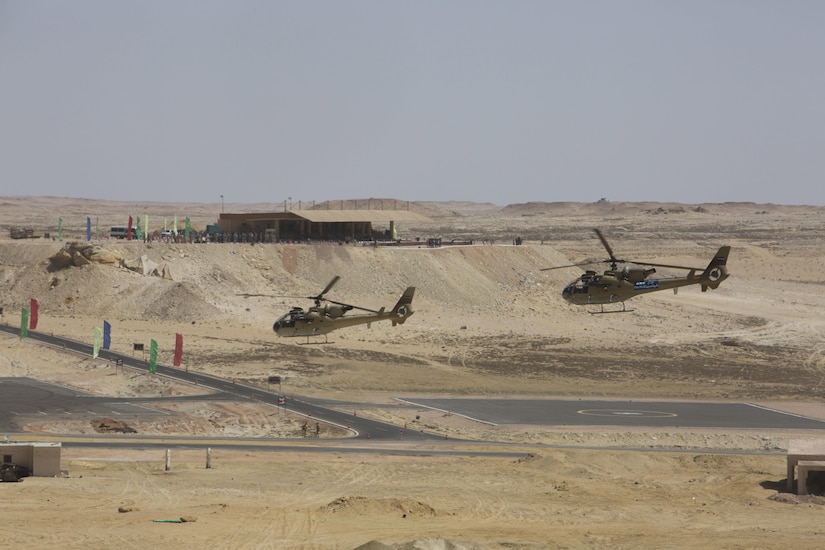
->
(4, 324), (825, 450)
(0, 324), (443, 442)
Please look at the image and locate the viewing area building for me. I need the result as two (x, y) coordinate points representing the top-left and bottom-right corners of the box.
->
(217, 209), (431, 243)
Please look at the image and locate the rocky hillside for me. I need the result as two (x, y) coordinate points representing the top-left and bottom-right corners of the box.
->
(0, 240), (572, 325)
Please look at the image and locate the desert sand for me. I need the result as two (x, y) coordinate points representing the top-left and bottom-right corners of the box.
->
(2, 196), (825, 549)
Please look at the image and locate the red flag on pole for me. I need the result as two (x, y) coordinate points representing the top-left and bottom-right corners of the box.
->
(173, 333), (183, 367)
(29, 298), (38, 330)
(127, 216), (133, 241)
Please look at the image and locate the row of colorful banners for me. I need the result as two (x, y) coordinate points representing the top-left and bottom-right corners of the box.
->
(52, 215), (192, 241)
(19, 298), (38, 338)
(122, 215), (192, 242)
(18, 300), (183, 371)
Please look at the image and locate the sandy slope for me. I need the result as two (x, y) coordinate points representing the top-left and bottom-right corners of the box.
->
(3, 198), (825, 549)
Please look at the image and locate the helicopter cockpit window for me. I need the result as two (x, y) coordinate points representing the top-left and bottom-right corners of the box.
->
(274, 313), (297, 329)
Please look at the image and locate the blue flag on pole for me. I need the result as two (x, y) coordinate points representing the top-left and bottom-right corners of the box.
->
(103, 320), (111, 349)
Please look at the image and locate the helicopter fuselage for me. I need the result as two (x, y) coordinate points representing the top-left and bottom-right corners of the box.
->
(561, 245), (729, 306)
(562, 270), (688, 305)
(544, 230), (730, 310)
(273, 286), (416, 338)
(273, 307), (393, 337)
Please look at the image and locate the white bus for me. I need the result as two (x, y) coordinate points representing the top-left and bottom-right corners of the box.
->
(110, 226), (137, 239)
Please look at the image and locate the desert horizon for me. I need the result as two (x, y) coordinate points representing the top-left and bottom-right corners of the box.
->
(2, 196), (825, 548)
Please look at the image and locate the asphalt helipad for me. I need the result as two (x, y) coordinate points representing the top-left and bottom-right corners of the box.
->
(396, 397), (825, 430)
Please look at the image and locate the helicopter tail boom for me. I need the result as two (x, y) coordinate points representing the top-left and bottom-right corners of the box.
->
(390, 287), (415, 326)
(699, 246), (730, 291)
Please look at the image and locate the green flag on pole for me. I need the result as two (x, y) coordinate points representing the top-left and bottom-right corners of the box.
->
(58, 218), (63, 241)
(185, 217), (191, 240)
(93, 327), (102, 359)
(20, 307), (29, 339)
(136, 216), (143, 241)
(149, 339), (158, 374)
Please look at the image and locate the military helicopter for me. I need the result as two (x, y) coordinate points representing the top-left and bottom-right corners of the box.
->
(542, 229), (730, 312)
(266, 276), (415, 342)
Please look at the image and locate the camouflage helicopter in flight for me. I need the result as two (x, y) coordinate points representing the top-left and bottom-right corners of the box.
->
(246, 276), (415, 343)
(541, 229), (730, 312)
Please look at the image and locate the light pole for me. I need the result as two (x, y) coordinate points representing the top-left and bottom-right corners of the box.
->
(220, 195), (224, 213)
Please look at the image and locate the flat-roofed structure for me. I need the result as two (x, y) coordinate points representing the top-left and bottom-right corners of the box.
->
(217, 209), (430, 242)
(1, 441), (62, 477)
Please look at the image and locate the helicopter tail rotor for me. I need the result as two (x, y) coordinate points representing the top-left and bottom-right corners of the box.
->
(699, 246), (731, 291)
(390, 287), (416, 325)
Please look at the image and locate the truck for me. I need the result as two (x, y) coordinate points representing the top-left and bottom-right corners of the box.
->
(9, 228), (41, 239)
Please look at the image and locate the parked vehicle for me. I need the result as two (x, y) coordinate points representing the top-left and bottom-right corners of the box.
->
(1, 462), (30, 482)
(110, 226), (137, 239)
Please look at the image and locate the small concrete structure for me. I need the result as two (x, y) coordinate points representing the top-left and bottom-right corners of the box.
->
(786, 439), (825, 494)
(1, 441), (62, 478)
(796, 460), (825, 496)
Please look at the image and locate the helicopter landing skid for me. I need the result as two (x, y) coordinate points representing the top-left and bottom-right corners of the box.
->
(299, 338), (333, 345)
(588, 304), (633, 314)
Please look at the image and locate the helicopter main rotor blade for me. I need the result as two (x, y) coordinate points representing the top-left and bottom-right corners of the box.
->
(543, 229), (706, 274)
(594, 229), (616, 262)
(630, 261), (704, 271)
(321, 275), (341, 296)
(326, 299), (380, 313)
(238, 293), (312, 300)
(594, 228), (630, 267)
(309, 275), (341, 301)
(540, 261), (598, 271)
(350, 305), (381, 313)
(237, 292), (304, 299)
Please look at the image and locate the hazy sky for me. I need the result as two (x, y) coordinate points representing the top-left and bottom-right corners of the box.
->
(2, 1), (824, 206)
